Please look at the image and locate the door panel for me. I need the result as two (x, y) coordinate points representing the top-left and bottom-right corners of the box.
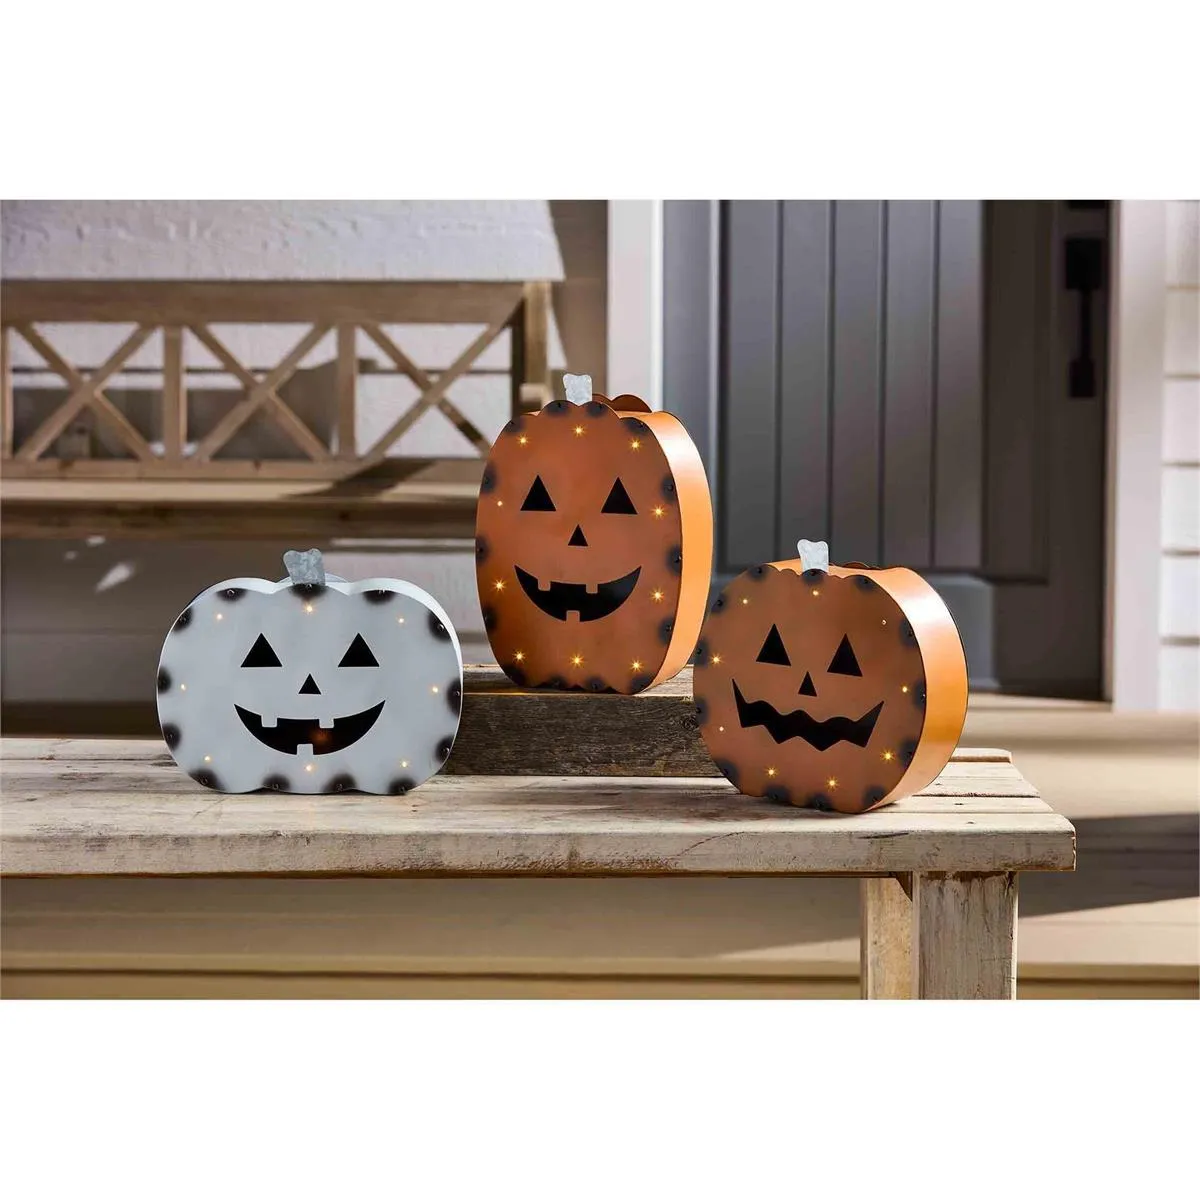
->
(721, 201), (780, 570)
(882, 200), (937, 565)
(710, 200), (986, 578)
(985, 202), (1053, 580)
(663, 199), (1109, 697)
(986, 202), (1109, 695)
(829, 201), (885, 565)
(935, 201), (986, 570)
(778, 200), (833, 556)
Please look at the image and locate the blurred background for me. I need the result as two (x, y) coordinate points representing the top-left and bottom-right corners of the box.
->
(1, 199), (1196, 997)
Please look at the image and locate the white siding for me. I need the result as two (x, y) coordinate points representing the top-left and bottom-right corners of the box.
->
(1160, 555), (1200, 639)
(1166, 200), (1200, 288)
(1163, 377), (1200, 462)
(1160, 644), (1200, 712)
(1162, 466), (1200, 549)
(1159, 200), (1200, 710)
(1165, 288), (1199, 376)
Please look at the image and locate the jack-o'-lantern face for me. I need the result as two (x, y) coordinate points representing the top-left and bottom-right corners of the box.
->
(694, 560), (967, 813)
(476, 381), (712, 693)
(157, 571), (463, 795)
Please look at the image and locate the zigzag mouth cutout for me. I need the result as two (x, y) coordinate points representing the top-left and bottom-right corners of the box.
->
(732, 681), (883, 751)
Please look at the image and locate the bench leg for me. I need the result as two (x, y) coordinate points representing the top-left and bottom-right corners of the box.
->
(913, 872), (1018, 999)
(860, 874), (913, 999)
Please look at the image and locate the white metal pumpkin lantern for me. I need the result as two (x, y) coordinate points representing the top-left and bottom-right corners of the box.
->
(156, 549), (463, 794)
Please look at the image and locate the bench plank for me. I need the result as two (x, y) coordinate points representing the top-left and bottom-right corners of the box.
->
(1, 747), (1075, 878)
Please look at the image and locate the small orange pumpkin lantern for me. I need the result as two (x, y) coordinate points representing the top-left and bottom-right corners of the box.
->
(476, 374), (713, 693)
(693, 540), (967, 812)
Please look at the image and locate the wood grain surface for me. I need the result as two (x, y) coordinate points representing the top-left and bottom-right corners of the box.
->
(915, 872), (1019, 998)
(1, 736), (1075, 877)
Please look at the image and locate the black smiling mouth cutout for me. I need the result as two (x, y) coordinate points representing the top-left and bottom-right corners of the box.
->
(235, 701), (385, 755)
(732, 681), (883, 751)
(514, 564), (641, 622)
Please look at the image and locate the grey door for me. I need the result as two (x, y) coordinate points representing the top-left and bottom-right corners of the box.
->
(663, 200), (1109, 697)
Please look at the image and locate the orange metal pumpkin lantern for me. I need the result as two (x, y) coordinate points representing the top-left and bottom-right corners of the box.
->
(693, 540), (967, 813)
(476, 374), (713, 693)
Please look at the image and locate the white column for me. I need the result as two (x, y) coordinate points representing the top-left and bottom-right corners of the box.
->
(607, 200), (663, 409)
(1106, 201), (1167, 709)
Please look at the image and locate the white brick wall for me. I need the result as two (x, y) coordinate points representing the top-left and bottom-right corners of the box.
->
(1160, 200), (1200, 711)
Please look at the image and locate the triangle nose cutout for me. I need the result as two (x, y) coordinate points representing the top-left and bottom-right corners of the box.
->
(299, 673), (321, 695)
(798, 671), (817, 697)
(568, 524), (588, 546)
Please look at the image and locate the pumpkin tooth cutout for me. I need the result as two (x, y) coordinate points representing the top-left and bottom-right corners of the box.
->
(476, 373), (713, 694)
(694, 543), (967, 814)
(156, 551), (463, 795)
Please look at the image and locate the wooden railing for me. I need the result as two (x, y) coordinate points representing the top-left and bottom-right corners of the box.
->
(0, 279), (552, 481)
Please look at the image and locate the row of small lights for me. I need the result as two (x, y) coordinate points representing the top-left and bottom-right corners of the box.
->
(729, 597), (892, 628)
(762, 755), (898, 788)
(215, 610), (412, 625)
(492, 500), (666, 517)
(507, 650), (648, 673)
(499, 433), (662, 514)
(515, 430), (643, 449)
(199, 758), (415, 777)
(215, 609), (410, 623)
(765, 766), (843, 790)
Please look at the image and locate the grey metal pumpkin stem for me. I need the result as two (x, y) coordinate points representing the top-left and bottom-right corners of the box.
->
(797, 539), (829, 573)
(283, 548), (326, 586)
(563, 373), (593, 406)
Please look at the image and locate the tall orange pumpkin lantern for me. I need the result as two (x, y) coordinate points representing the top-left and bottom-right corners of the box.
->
(694, 540), (968, 813)
(476, 374), (713, 693)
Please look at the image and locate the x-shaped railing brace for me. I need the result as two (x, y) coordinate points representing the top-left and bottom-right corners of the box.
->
(15, 324), (156, 462)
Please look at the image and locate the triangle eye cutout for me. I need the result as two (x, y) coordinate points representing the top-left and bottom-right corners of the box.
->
(521, 475), (556, 511)
(241, 634), (282, 668)
(338, 634), (379, 668)
(756, 624), (791, 666)
(601, 478), (638, 514)
(828, 634), (862, 676)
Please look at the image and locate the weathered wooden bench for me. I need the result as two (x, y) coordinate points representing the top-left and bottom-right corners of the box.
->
(0, 669), (1075, 999)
